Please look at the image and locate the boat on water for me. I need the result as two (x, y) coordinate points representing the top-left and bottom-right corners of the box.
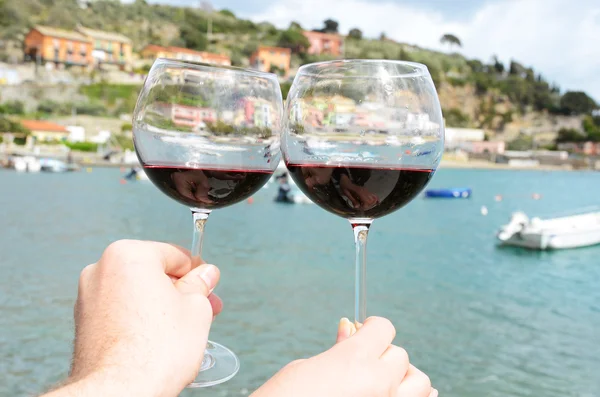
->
(425, 188), (472, 199)
(12, 156), (41, 172)
(39, 158), (79, 173)
(124, 167), (149, 181)
(497, 210), (600, 250)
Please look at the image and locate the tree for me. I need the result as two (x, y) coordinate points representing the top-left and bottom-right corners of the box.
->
(467, 59), (485, 73)
(398, 48), (413, 62)
(278, 28), (310, 52)
(219, 9), (235, 18)
(379, 32), (387, 41)
(560, 91), (598, 115)
(348, 28), (362, 40)
(180, 25), (207, 50)
(556, 128), (586, 143)
(317, 19), (339, 34)
(289, 21), (303, 30)
(491, 55), (504, 74)
(509, 60), (526, 76)
(440, 34), (462, 50)
(507, 134), (533, 150)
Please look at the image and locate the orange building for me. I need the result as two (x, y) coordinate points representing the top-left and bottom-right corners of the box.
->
(77, 26), (132, 70)
(250, 46), (291, 76)
(302, 31), (344, 56)
(20, 120), (69, 143)
(24, 26), (92, 68)
(24, 25), (132, 70)
(141, 45), (231, 66)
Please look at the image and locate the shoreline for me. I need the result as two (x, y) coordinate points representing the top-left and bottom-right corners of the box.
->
(438, 159), (579, 171)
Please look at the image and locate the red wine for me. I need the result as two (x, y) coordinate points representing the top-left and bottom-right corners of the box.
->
(286, 164), (435, 218)
(143, 164), (272, 209)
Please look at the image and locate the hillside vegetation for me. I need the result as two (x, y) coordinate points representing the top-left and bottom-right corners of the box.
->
(1, 0), (599, 143)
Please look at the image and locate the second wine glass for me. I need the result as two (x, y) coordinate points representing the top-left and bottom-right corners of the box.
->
(282, 60), (444, 324)
(133, 59), (283, 387)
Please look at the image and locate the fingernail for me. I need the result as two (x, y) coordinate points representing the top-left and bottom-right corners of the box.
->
(338, 317), (352, 337)
(197, 264), (218, 290)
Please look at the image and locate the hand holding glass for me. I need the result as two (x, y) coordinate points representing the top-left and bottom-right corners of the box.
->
(133, 59), (282, 387)
(282, 60), (444, 323)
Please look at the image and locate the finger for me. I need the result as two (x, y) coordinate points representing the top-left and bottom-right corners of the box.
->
(336, 317), (356, 343)
(397, 365), (432, 397)
(175, 264), (220, 296)
(104, 240), (195, 279)
(172, 173), (199, 202)
(380, 345), (410, 387)
(208, 293), (223, 317)
(342, 189), (360, 208)
(428, 388), (438, 397)
(350, 316), (396, 357)
(152, 242), (198, 278)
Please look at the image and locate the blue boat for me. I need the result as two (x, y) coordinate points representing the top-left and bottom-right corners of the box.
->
(425, 188), (472, 199)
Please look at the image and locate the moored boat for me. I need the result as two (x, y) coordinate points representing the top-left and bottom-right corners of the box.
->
(425, 188), (471, 198)
(497, 211), (600, 250)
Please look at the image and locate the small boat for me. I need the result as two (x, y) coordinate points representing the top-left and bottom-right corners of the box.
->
(12, 156), (41, 172)
(39, 158), (79, 172)
(497, 211), (600, 250)
(425, 188), (471, 198)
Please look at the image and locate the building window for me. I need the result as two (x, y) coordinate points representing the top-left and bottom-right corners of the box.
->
(120, 43), (124, 55)
(53, 39), (59, 49)
(81, 44), (87, 57)
(95, 40), (101, 49)
(54, 48), (60, 61)
(107, 42), (113, 51)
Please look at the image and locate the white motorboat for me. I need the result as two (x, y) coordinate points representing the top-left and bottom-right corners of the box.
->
(13, 156), (41, 172)
(497, 211), (600, 250)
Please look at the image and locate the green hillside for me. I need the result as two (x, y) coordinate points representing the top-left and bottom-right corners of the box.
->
(1, 0), (599, 139)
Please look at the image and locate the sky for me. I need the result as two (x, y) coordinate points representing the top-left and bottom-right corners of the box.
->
(147, 0), (600, 101)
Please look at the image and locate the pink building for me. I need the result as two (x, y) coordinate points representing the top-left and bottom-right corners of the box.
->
(302, 31), (344, 56)
(468, 141), (506, 154)
(171, 104), (217, 127)
(557, 141), (600, 155)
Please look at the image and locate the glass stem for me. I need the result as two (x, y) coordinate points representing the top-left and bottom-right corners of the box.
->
(350, 218), (373, 324)
(191, 209), (211, 259)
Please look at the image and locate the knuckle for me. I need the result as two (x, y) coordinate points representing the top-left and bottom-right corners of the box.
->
(394, 346), (409, 365)
(417, 371), (432, 389)
(102, 239), (144, 260)
(186, 293), (213, 315)
(368, 316), (396, 336)
(78, 264), (94, 283)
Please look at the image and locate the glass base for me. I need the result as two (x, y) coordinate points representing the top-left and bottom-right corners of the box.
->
(187, 340), (240, 388)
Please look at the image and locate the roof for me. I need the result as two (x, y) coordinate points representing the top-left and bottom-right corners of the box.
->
(303, 30), (344, 41)
(168, 47), (230, 60)
(142, 44), (169, 53)
(77, 26), (132, 44)
(32, 26), (91, 43)
(142, 44), (230, 62)
(20, 120), (69, 133)
(256, 46), (292, 55)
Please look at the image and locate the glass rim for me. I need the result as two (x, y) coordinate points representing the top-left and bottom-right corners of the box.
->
(153, 57), (280, 79)
(296, 59), (430, 78)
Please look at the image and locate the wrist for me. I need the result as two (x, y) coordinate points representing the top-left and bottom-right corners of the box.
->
(49, 366), (164, 397)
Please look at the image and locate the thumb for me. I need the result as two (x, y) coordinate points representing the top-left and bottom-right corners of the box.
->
(336, 317), (357, 344)
(175, 264), (220, 296)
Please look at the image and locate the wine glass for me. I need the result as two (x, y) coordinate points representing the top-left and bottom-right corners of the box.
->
(282, 60), (443, 324)
(133, 58), (282, 387)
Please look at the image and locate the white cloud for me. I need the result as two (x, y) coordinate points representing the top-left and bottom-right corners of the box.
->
(240, 0), (600, 101)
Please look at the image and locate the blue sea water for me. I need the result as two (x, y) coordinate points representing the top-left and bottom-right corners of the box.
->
(0, 167), (599, 396)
